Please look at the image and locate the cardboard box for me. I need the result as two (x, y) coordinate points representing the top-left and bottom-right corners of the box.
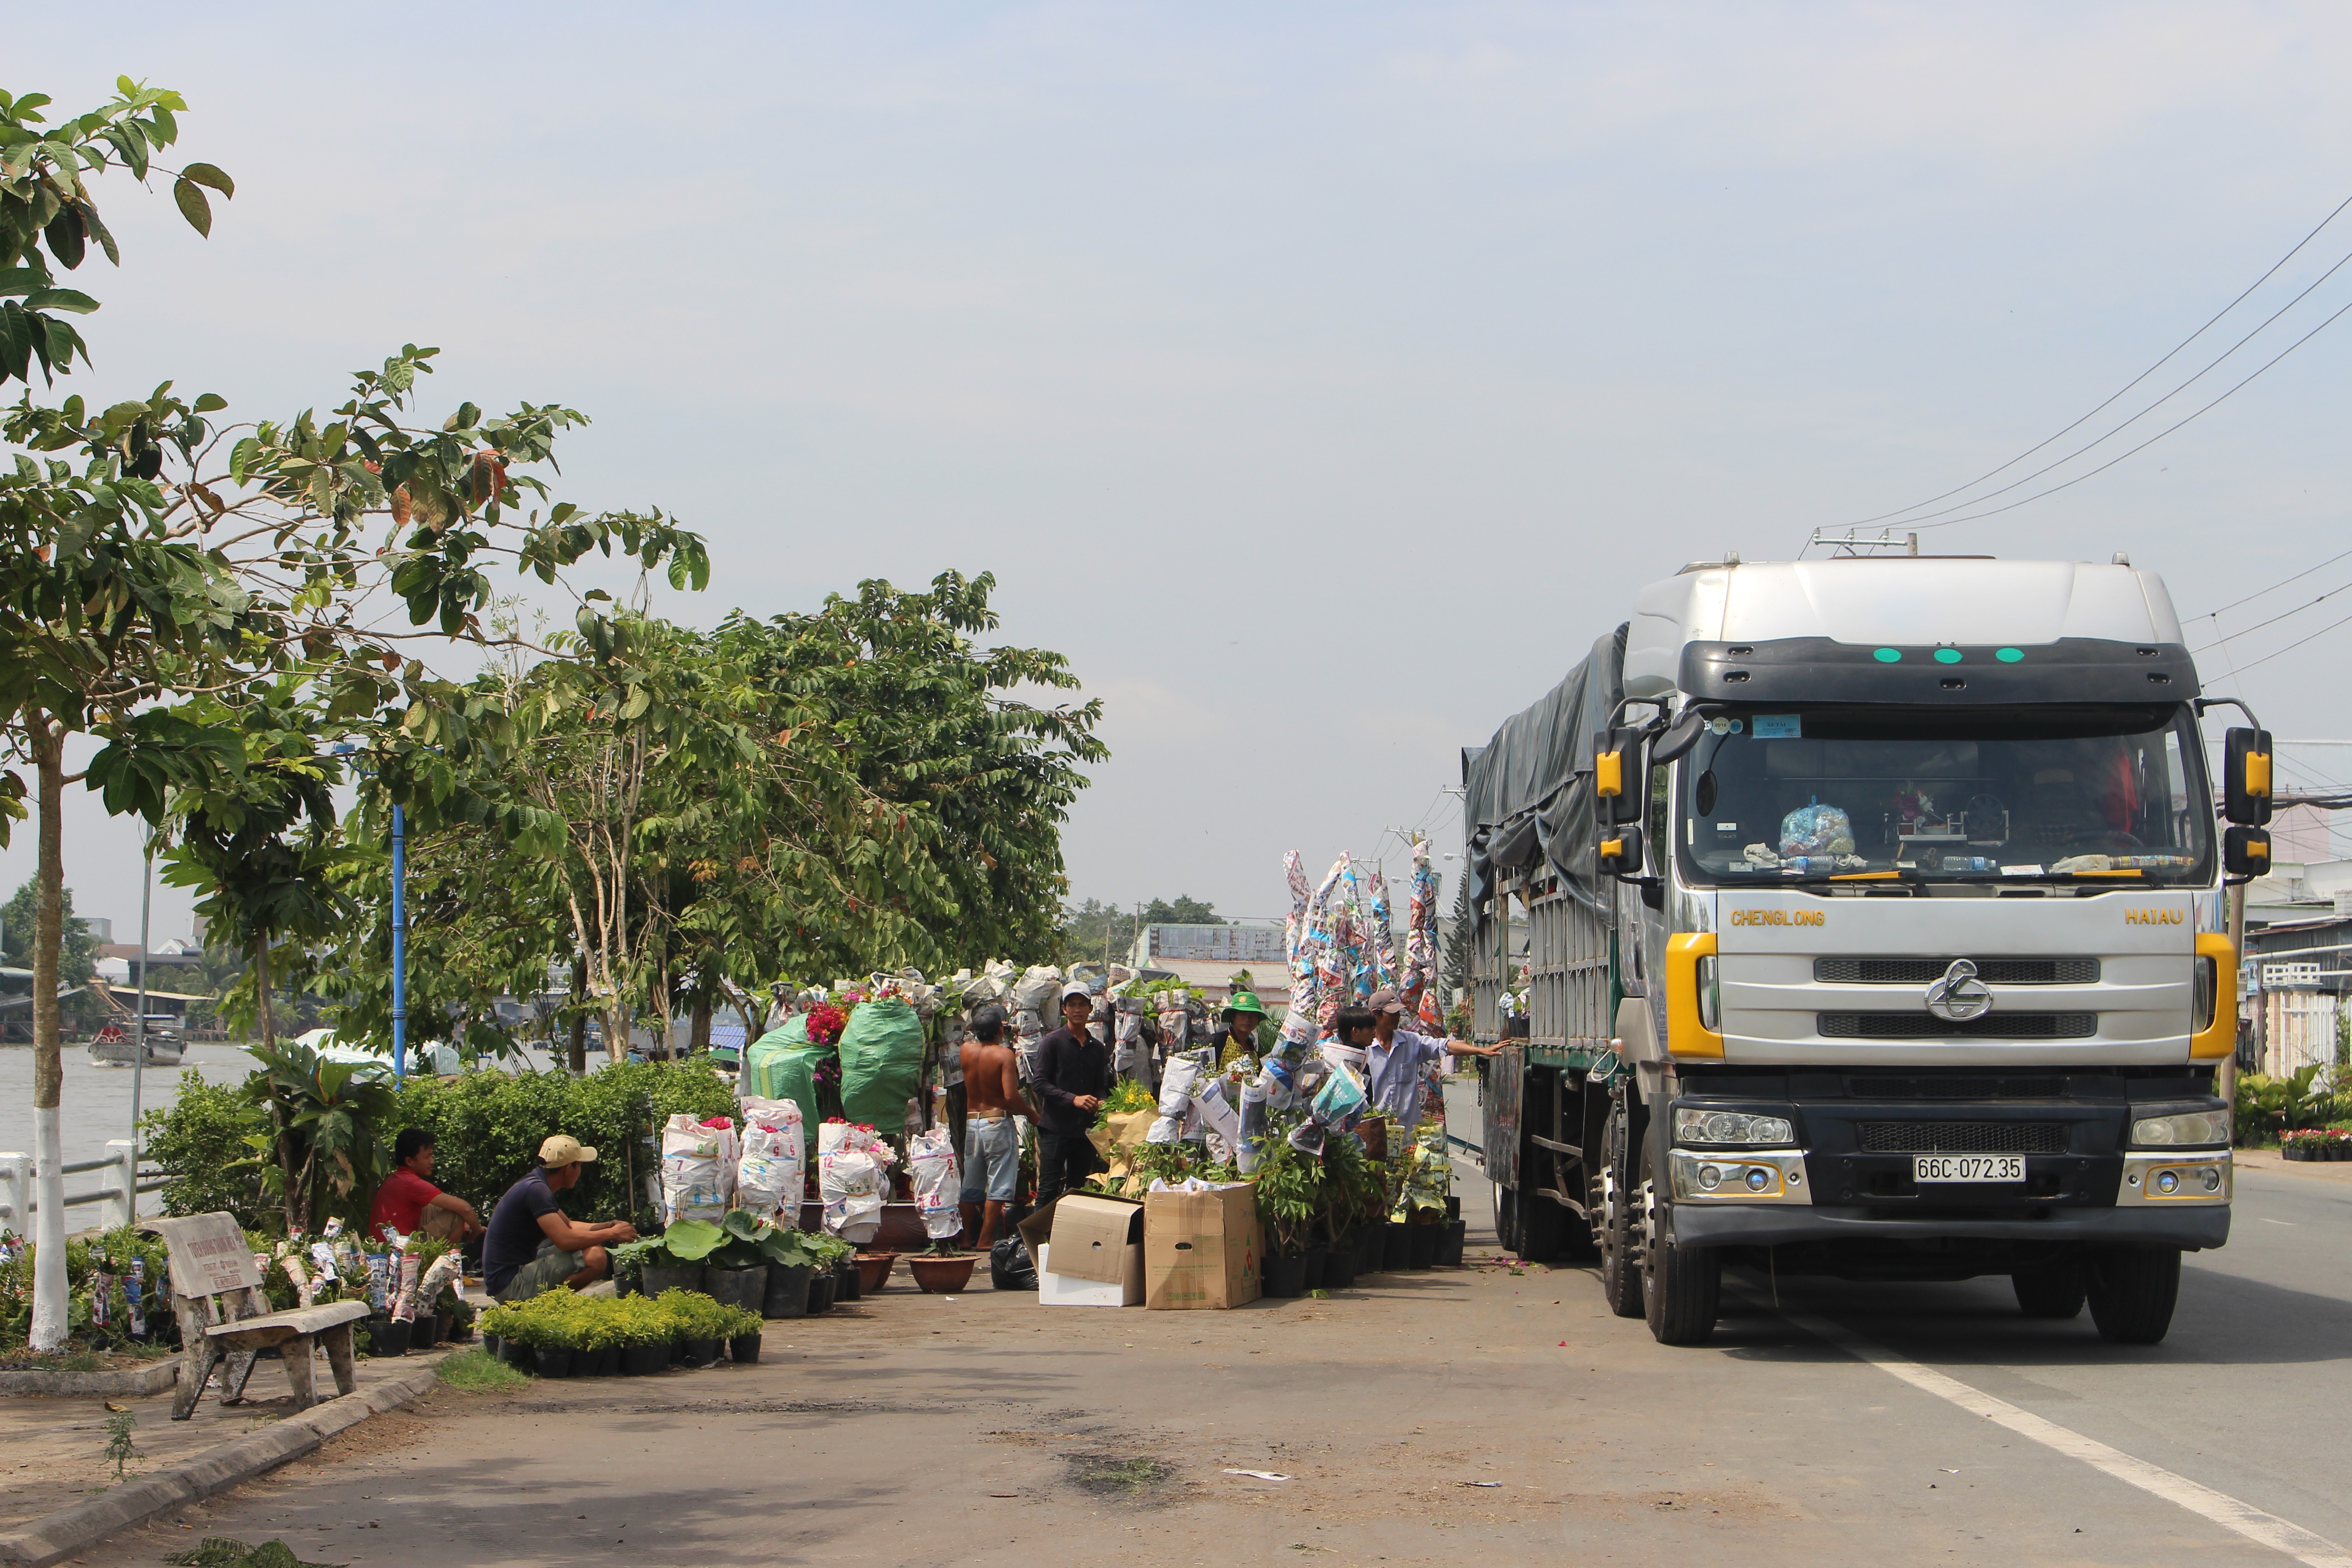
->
(1144, 1182), (1262, 1309)
(1023, 1194), (1146, 1307)
(1036, 1242), (1143, 1307)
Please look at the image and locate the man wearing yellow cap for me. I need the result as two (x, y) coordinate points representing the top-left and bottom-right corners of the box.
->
(482, 1134), (640, 1303)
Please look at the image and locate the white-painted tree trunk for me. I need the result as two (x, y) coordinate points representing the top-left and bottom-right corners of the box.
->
(29, 1107), (66, 1351)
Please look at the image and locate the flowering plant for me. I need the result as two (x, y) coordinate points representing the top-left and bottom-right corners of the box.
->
(806, 1003), (848, 1048)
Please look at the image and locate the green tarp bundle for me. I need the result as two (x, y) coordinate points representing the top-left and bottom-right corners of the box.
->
(743, 1014), (828, 1159)
(839, 998), (926, 1132)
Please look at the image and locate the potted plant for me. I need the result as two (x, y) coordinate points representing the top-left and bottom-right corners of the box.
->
(683, 1212), (781, 1316)
(477, 1301), (533, 1372)
(638, 1223), (718, 1297)
(760, 1227), (826, 1318)
(722, 1301), (764, 1364)
(657, 1288), (729, 1367)
(853, 1250), (899, 1294)
(612, 1295), (672, 1376)
(609, 1238), (658, 1297)
(802, 1233), (849, 1311)
(1253, 1141), (1320, 1298)
(907, 1241), (979, 1294)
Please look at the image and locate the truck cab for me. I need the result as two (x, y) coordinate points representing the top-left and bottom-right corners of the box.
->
(1468, 555), (2270, 1345)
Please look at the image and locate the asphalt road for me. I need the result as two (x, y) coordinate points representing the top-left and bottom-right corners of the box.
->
(70, 1158), (2352, 1568)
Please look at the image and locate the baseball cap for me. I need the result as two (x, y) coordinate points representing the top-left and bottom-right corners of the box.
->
(538, 1134), (598, 1167)
(1366, 988), (1407, 1016)
(1060, 981), (1094, 1004)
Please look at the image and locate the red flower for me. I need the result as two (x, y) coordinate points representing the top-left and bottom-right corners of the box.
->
(806, 1004), (848, 1047)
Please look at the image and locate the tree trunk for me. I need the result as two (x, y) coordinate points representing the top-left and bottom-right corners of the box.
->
(255, 941), (299, 1233)
(689, 995), (712, 1056)
(567, 957), (588, 1075)
(27, 725), (68, 1352)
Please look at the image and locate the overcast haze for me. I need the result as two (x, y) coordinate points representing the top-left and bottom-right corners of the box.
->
(8, 3), (2352, 944)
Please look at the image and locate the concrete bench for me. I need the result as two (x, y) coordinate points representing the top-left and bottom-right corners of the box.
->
(151, 1213), (369, 1420)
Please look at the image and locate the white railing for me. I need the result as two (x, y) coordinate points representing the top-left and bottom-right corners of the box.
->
(0, 1142), (171, 1233)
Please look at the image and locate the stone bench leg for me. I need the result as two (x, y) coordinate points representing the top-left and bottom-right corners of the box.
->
(222, 1347), (260, 1404)
(282, 1334), (319, 1409)
(323, 1322), (358, 1398)
(172, 1337), (220, 1422)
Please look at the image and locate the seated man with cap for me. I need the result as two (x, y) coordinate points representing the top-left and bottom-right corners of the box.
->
(481, 1134), (640, 1303)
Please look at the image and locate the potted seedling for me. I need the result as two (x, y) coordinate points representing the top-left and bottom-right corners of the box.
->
(759, 1226), (826, 1318)
(658, 1289), (728, 1367)
(615, 1294), (672, 1376)
(609, 1238), (658, 1297)
(638, 1223), (718, 1297)
(1253, 1140), (1321, 1298)
(802, 1233), (850, 1311)
(723, 1301), (764, 1364)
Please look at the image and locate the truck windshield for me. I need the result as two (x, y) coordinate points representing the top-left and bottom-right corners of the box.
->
(1674, 704), (2211, 884)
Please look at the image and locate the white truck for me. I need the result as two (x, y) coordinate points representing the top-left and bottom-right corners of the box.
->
(1464, 554), (2273, 1345)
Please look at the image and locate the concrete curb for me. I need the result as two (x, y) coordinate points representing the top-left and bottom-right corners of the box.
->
(0, 1355), (448, 1568)
(0, 1359), (179, 1399)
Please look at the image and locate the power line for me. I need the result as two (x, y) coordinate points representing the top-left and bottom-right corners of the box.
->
(2186, 544), (2352, 624)
(1893, 243), (2352, 530)
(2191, 576), (2352, 654)
(1842, 189), (2352, 530)
(1913, 291), (2352, 531)
(2217, 603), (2352, 677)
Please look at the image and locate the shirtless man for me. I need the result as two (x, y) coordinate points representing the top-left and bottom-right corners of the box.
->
(960, 1004), (1041, 1248)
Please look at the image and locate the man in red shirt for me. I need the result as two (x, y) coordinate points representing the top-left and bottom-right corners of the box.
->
(370, 1127), (484, 1244)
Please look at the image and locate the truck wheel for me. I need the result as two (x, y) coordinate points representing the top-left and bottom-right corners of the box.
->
(1494, 1184), (1518, 1252)
(1593, 1108), (1642, 1318)
(1640, 1126), (1719, 1345)
(2084, 1246), (2181, 1344)
(2012, 1266), (2086, 1320)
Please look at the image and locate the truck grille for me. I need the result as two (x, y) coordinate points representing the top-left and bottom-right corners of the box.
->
(1859, 1122), (2070, 1155)
(1818, 1012), (2097, 1040)
(1815, 957), (2099, 985)
(1847, 1075), (2066, 1100)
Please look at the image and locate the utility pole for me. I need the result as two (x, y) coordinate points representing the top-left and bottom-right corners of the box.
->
(128, 831), (154, 1156)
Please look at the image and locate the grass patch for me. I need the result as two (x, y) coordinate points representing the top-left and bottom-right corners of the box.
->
(436, 1348), (529, 1392)
(1066, 1453), (1176, 1499)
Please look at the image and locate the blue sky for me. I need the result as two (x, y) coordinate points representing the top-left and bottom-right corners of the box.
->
(8, 2), (2352, 941)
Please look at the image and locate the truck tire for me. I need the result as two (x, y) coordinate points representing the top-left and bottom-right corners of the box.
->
(1640, 1125), (1720, 1345)
(2084, 1246), (2181, 1345)
(1593, 1105), (1642, 1318)
(2012, 1265), (2087, 1320)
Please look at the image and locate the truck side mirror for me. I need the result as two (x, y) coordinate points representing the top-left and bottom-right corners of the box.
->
(1651, 711), (1707, 766)
(1595, 729), (1644, 825)
(2224, 727), (2272, 826)
(1600, 826), (1645, 877)
(2223, 826), (2270, 878)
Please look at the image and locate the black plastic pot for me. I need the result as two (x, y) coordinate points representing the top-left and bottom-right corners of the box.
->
(1408, 1223), (1441, 1270)
(833, 1260), (861, 1303)
(1323, 1240), (1358, 1290)
(1445, 1195), (1462, 1220)
(1302, 1248), (1328, 1291)
(1381, 1223), (1411, 1272)
(640, 1262), (706, 1297)
(622, 1342), (669, 1376)
(683, 1337), (724, 1368)
(805, 1272), (837, 1313)
(1263, 1252), (1309, 1298)
(499, 1338), (534, 1372)
(411, 1312), (441, 1349)
(763, 1264), (813, 1319)
(594, 1344), (622, 1376)
(616, 1274), (640, 1298)
(1354, 1225), (1384, 1274)
(534, 1346), (574, 1378)
(729, 1333), (762, 1364)
(375, 1318), (413, 1357)
(1438, 1220), (1466, 1267)
(706, 1264), (769, 1316)
(481, 1332), (502, 1360)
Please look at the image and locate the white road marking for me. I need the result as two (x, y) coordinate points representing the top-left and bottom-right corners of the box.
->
(2262, 1218), (2298, 1226)
(1760, 1299), (2352, 1567)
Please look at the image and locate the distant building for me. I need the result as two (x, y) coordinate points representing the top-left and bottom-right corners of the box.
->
(1127, 923), (1287, 967)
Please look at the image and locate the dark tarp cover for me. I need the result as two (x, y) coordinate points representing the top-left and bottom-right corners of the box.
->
(1463, 625), (1627, 921)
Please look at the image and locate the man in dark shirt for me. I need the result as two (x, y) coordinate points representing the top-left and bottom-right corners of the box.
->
(1032, 982), (1111, 1207)
(482, 1135), (638, 1303)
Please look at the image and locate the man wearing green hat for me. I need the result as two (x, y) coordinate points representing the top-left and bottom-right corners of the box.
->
(1210, 987), (1269, 1068)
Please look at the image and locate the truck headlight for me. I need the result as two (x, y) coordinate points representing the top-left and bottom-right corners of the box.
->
(1675, 1107), (1795, 1146)
(2129, 1110), (2231, 1148)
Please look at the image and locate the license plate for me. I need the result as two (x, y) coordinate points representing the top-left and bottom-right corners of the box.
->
(1913, 1155), (2025, 1183)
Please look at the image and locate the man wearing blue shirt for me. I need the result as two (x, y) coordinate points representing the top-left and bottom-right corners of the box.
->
(1361, 988), (1499, 1132)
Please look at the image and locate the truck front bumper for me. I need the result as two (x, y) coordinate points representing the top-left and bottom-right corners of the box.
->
(1671, 1201), (2228, 1250)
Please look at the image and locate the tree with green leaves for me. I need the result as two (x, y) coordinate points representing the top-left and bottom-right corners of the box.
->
(0, 79), (707, 1349)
